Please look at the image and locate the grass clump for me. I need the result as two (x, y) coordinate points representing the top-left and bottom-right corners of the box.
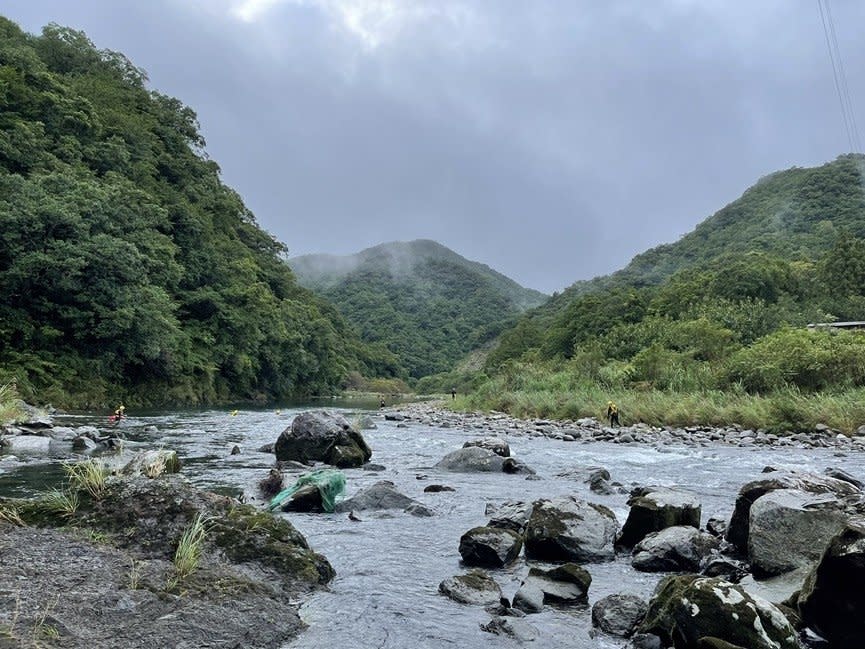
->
(0, 381), (25, 424)
(0, 502), (25, 526)
(33, 490), (79, 520)
(64, 459), (109, 499)
(169, 513), (210, 589)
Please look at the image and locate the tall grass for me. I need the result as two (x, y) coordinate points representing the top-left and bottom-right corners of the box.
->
(64, 459), (109, 499)
(0, 382), (24, 424)
(460, 364), (865, 433)
(169, 513), (210, 589)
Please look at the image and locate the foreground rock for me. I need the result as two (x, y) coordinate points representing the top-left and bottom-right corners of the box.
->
(725, 470), (859, 554)
(525, 496), (618, 563)
(617, 487), (702, 549)
(592, 594), (648, 637)
(0, 474), (334, 648)
(436, 446), (506, 472)
(632, 526), (720, 572)
(516, 564), (592, 608)
(463, 437), (510, 457)
(274, 410), (372, 468)
(639, 575), (800, 649)
(748, 488), (847, 576)
(796, 520), (865, 648)
(334, 480), (432, 516)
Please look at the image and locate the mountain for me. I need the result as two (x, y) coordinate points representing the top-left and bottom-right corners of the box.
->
(0, 17), (379, 406)
(489, 154), (865, 368)
(291, 240), (548, 378)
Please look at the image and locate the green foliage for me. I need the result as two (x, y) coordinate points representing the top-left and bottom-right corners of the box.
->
(292, 240), (547, 379)
(170, 513), (209, 588)
(0, 381), (24, 424)
(64, 459), (109, 499)
(0, 17), (371, 406)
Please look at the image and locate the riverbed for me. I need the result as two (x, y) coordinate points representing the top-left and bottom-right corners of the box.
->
(2, 402), (864, 648)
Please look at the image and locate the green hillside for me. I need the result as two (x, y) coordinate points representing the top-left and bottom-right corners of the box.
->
(0, 18), (389, 407)
(291, 240), (548, 379)
(468, 155), (865, 431)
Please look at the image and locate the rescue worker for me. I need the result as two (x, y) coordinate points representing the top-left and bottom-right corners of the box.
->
(606, 401), (620, 427)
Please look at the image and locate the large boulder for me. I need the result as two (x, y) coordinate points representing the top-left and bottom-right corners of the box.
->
(639, 575), (800, 649)
(459, 526), (523, 568)
(726, 470), (859, 553)
(438, 570), (503, 606)
(334, 480), (431, 516)
(748, 489), (847, 576)
(524, 496), (618, 563)
(120, 450), (182, 478)
(632, 526), (720, 573)
(796, 519), (865, 648)
(435, 446), (506, 472)
(618, 487), (701, 549)
(592, 594), (649, 637)
(274, 411), (372, 468)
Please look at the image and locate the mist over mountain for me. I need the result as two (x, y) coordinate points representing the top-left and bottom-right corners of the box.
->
(291, 240), (547, 378)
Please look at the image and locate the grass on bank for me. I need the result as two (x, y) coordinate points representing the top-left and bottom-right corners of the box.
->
(64, 459), (109, 500)
(0, 381), (25, 424)
(458, 365), (865, 433)
(168, 513), (210, 590)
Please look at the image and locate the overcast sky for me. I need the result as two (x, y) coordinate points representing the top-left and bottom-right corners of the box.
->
(5, 1), (865, 293)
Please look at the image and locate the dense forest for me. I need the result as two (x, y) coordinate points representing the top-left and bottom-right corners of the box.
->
(464, 155), (865, 431)
(0, 17), (398, 407)
(291, 240), (547, 379)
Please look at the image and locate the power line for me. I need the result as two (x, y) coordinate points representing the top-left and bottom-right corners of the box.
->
(824, 0), (862, 152)
(817, 0), (859, 153)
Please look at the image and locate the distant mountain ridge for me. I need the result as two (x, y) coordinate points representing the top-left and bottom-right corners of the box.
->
(290, 239), (548, 378)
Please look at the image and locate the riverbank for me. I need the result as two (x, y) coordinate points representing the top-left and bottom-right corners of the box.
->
(390, 400), (865, 451)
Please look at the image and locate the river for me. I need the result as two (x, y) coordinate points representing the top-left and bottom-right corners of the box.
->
(2, 401), (863, 648)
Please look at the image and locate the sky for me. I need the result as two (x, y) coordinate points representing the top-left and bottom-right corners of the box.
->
(4, 0), (865, 293)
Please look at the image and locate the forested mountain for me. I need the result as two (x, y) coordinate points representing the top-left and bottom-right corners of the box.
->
(0, 17), (392, 407)
(488, 155), (865, 393)
(291, 240), (548, 378)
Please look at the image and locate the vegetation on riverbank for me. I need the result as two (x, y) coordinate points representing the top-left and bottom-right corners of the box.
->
(0, 382), (24, 424)
(457, 363), (865, 433)
(0, 17), (395, 409)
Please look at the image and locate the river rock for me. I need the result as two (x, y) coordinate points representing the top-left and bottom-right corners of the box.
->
(274, 411), (372, 468)
(748, 488), (847, 576)
(480, 616), (540, 642)
(518, 564), (591, 605)
(275, 483), (323, 512)
(513, 582), (545, 613)
(823, 467), (863, 489)
(796, 519), (865, 648)
(726, 470), (859, 553)
(463, 437), (510, 457)
(632, 525), (720, 572)
(639, 575), (800, 649)
(438, 569), (503, 605)
(120, 450), (182, 478)
(459, 526), (523, 568)
(259, 468), (284, 498)
(424, 484), (455, 493)
(1, 434), (52, 453)
(334, 480), (429, 516)
(525, 496), (618, 563)
(354, 415), (377, 430)
(435, 446), (505, 472)
(617, 487), (701, 548)
(592, 594), (648, 637)
(485, 500), (532, 533)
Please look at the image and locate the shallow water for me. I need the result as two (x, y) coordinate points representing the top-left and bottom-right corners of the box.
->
(3, 404), (864, 648)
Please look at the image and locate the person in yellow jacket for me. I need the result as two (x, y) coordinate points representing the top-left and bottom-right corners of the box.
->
(606, 401), (620, 427)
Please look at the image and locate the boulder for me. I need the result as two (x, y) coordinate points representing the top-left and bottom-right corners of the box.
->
(435, 447), (505, 472)
(258, 469), (284, 499)
(334, 480), (428, 516)
(459, 526), (523, 568)
(823, 467), (863, 490)
(274, 411), (371, 468)
(1, 434), (52, 453)
(518, 564), (591, 605)
(512, 582), (545, 614)
(632, 525), (720, 573)
(617, 487), (701, 549)
(424, 484), (455, 493)
(501, 457), (536, 475)
(438, 570), (502, 606)
(275, 483), (323, 512)
(592, 594), (649, 637)
(639, 575), (800, 649)
(796, 519), (865, 648)
(726, 470), (859, 553)
(525, 496), (618, 563)
(463, 437), (510, 457)
(485, 500), (533, 533)
(480, 616), (540, 642)
(748, 489), (847, 577)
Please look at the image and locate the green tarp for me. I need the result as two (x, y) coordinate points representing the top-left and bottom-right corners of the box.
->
(268, 468), (346, 513)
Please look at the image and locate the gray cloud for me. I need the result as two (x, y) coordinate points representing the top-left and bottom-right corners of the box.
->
(5, 0), (865, 292)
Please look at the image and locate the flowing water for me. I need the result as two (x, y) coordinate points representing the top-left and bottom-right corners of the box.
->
(3, 402), (865, 648)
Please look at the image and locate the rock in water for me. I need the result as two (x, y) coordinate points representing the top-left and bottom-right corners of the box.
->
(617, 487), (701, 549)
(458, 526), (523, 568)
(592, 593), (648, 637)
(525, 496), (618, 563)
(439, 570), (503, 605)
(274, 410), (372, 468)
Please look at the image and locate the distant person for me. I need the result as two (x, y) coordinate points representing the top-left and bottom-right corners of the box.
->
(606, 401), (620, 427)
(109, 403), (125, 424)
(379, 397), (386, 409)
(451, 388), (456, 400)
